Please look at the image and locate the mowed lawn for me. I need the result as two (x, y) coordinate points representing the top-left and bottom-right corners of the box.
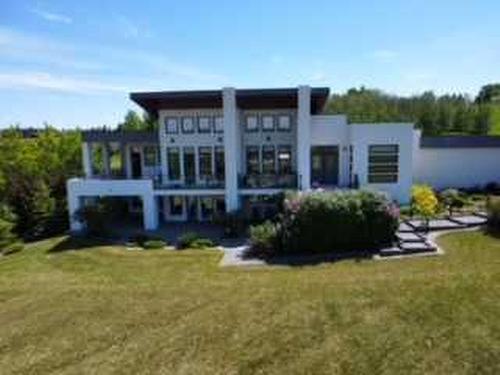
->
(0, 232), (499, 375)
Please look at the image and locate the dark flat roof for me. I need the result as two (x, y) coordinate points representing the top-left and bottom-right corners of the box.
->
(130, 87), (330, 114)
(82, 130), (157, 143)
(421, 136), (500, 148)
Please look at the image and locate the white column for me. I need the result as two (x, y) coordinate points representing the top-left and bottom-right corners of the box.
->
(142, 193), (159, 230)
(102, 143), (111, 177)
(158, 116), (168, 185)
(125, 144), (132, 179)
(223, 87), (240, 212)
(67, 180), (83, 232)
(82, 142), (93, 178)
(297, 85), (311, 190)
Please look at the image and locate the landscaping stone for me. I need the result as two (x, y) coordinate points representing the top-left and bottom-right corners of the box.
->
(473, 211), (488, 218)
(407, 219), (465, 231)
(396, 231), (425, 242)
(450, 215), (487, 226)
(399, 241), (436, 253)
(398, 222), (414, 232)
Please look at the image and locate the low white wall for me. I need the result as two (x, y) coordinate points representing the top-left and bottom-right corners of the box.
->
(414, 148), (500, 190)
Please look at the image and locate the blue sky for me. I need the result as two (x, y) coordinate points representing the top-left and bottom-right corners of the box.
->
(1, 0), (499, 128)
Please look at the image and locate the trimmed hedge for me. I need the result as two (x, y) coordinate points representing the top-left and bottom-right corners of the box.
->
(248, 190), (399, 257)
(487, 196), (500, 233)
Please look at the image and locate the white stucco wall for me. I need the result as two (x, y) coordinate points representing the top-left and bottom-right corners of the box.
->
(414, 147), (500, 190)
(350, 123), (414, 204)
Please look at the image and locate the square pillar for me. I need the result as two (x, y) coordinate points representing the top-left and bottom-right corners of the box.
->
(142, 193), (159, 231)
(297, 85), (311, 190)
(82, 142), (93, 178)
(67, 181), (83, 232)
(223, 87), (240, 212)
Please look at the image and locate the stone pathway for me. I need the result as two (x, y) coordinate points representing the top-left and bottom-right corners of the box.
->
(219, 213), (488, 266)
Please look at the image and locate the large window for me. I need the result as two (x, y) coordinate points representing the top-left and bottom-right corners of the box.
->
(143, 146), (158, 167)
(198, 147), (213, 179)
(200, 197), (214, 220)
(246, 146), (260, 174)
(181, 117), (194, 133)
(169, 196), (183, 216)
(262, 145), (276, 174)
(368, 145), (399, 183)
(167, 147), (181, 180)
(165, 118), (178, 134)
(198, 117), (211, 133)
(183, 147), (196, 184)
(262, 115), (275, 132)
(214, 146), (225, 181)
(245, 115), (258, 132)
(277, 146), (292, 174)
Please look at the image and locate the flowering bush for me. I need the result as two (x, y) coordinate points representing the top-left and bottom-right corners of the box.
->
(411, 185), (438, 220)
(246, 190), (399, 258)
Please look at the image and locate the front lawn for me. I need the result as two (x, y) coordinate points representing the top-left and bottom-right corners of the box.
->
(0, 232), (499, 374)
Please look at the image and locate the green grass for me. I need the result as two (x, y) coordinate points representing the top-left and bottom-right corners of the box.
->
(1, 233), (499, 374)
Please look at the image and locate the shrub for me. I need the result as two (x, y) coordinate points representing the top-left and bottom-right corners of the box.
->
(142, 240), (167, 249)
(246, 221), (279, 259)
(283, 190), (398, 254)
(177, 232), (201, 249)
(411, 185), (438, 222)
(191, 238), (215, 249)
(486, 196), (500, 233)
(0, 204), (17, 252)
(440, 189), (466, 216)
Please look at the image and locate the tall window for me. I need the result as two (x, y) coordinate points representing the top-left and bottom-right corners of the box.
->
(368, 145), (399, 183)
(198, 147), (213, 179)
(165, 118), (178, 134)
(143, 146), (158, 167)
(277, 115), (291, 131)
(348, 145), (354, 185)
(245, 115), (258, 132)
(169, 196), (183, 216)
(200, 197), (214, 220)
(262, 115), (275, 132)
(167, 147), (180, 180)
(277, 146), (292, 174)
(198, 117), (211, 133)
(181, 117), (194, 133)
(262, 145), (276, 174)
(214, 146), (225, 181)
(246, 146), (260, 174)
(214, 116), (224, 133)
(183, 147), (195, 184)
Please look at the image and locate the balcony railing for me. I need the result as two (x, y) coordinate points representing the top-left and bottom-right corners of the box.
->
(239, 173), (297, 189)
(155, 177), (225, 190)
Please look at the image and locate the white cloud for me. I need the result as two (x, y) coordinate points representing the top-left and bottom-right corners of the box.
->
(0, 72), (127, 94)
(30, 8), (73, 24)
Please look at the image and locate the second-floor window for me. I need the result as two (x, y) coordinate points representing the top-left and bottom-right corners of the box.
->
(262, 115), (275, 132)
(214, 146), (225, 181)
(262, 145), (275, 174)
(167, 147), (180, 180)
(198, 146), (213, 179)
(278, 115), (291, 131)
(245, 115), (258, 132)
(143, 146), (158, 167)
(214, 116), (224, 133)
(368, 144), (399, 183)
(165, 118), (178, 134)
(181, 117), (194, 133)
(278, 146), (292, 174)
(198, 117), (211, 133)
(246, 146), (260, 174)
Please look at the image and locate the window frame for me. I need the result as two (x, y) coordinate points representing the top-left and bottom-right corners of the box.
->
(169, 196), (184, 216)
(167, 147), (181, 181)
(214, 116), (224, 133)
(198, 146), (213, 179)
(262, 145), (276, 174)
(165, 117), (179, 134)
(261, 115), (275, 132)
(367, 144), (399, 184)
(143, 145), (158, 167)
(277, 145), (292, 175)
(181, 117), (195, 134)
(277, 115), (292, 132)
(198, 116), (211, 134)
(246, 145), (260, 175)
(245, 115), (259, 133)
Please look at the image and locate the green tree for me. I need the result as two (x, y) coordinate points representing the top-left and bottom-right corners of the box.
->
(118, 110), (157, 131)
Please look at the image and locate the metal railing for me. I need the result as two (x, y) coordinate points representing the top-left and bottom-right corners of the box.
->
(239, 173), (297, 189)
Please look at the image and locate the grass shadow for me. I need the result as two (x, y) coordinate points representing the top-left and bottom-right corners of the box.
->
(262, 250), (377, 267)
(48, 235), (114, 253)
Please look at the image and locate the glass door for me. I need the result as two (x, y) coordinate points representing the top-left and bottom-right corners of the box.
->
(311, 146), (339, 186)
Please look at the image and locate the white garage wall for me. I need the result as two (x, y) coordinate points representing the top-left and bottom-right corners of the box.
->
(414, 148), (500, 190)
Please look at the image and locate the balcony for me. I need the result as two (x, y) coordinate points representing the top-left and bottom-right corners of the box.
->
(155, 177), (225, 190)
(239, 173), (297, 189)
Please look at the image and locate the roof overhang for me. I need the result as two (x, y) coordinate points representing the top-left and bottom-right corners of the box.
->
(130, 87), (330, 114)
(421, 136), (500, 148)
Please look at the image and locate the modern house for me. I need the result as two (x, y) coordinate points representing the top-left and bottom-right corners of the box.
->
(67, 86), (500, 231)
